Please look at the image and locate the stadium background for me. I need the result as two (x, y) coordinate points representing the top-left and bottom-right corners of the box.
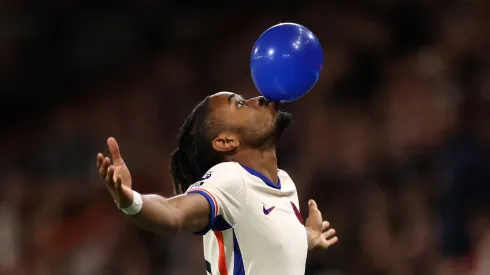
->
(1, 0), (489, 274)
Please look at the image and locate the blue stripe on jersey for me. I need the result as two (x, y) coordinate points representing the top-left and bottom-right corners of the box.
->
(240, 164), (281, 190)
(233, 230), (245, 275)
(188, 189), (217, 235)
(210, 218), (244, 274)
(212, 215), (233, 231)
(205, 260), (212, 274)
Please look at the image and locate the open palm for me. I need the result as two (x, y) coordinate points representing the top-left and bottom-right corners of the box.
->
(305, 200), (338, 250)
(97, 137), (133, 208)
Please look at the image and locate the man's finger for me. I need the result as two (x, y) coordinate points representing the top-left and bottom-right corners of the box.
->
(319, 236), (339, 249)
(308, 199), (321, 220)
(322, 228), (336, 239)
(309, 199), (318, 210)
(322, 221), (330, 232)
(99, 157), (111, 178)
(107, 137), (124, 165)
(105, 165), (115, 186)
(328, 236), (339, 246)
(97, 153), (103, 169)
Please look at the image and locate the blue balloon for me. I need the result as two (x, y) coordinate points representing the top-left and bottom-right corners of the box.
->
(250, 23), (324, 102)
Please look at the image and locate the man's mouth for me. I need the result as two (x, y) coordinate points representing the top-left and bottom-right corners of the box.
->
(259, 97), (279, 110)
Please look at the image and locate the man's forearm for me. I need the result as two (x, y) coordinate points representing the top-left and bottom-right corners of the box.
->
(120, 193), (209, 235)
(123, 194), (181, 234)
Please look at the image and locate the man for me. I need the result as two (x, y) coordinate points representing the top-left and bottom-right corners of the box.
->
(97, 92), (338, 275)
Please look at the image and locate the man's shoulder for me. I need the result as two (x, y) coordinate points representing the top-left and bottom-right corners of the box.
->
(193, 162), (242, 185)
(205, 161), (242, 177)
(278, 168), (292, 179)
(186, 162), (244, 192)
(277, 169), (298, 191)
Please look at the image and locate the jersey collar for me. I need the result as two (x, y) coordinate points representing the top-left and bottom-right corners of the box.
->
(239, 164), (281, 190)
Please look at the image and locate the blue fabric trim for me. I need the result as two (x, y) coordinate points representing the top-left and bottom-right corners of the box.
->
(240, 164), (281, 189)
(187, 189), (217, 235)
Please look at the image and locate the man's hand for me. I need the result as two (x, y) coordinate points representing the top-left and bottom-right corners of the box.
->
(95, 137), (210, 234)
(305, 199), (338, 251)
(97, 137), (134, 208)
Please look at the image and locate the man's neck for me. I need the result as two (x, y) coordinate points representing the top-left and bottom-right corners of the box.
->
(230, 149), (279, 186)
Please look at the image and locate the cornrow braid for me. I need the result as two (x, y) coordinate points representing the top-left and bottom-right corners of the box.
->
(170, 96), (225, 194)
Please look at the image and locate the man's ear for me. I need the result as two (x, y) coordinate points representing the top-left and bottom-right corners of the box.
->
(212, 132), (240, 152)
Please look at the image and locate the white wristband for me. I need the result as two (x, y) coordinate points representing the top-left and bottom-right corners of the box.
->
(119, 190), (143, 215)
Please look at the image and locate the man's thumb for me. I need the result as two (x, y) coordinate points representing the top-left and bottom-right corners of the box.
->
(308, 199), (319, 215)
(107, 137), (124, 164)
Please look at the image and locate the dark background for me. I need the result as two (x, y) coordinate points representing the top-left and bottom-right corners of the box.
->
(1, 0), (489, 274)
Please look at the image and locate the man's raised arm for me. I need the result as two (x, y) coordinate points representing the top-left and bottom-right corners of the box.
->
(96, 137), (210, 234)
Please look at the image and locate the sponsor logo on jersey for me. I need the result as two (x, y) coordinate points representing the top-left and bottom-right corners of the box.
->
(188, 181), (205, 190)
(263, 205), (276, 215)
(202, 171), (212, 180)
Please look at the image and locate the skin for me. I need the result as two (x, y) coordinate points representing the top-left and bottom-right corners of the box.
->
(97, 92), (338, 250)
(209, 92), (282, 184)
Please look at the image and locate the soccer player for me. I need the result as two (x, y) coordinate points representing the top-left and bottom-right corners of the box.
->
(97, 92), (338, 275)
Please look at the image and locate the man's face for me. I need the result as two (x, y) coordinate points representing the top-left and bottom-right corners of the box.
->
(208, 92), (292, 148)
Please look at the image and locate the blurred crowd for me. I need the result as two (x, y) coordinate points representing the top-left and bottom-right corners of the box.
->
(1, 1), (490, 275)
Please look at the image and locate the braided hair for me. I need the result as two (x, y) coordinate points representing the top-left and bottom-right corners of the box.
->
(170, 96), (226, 194)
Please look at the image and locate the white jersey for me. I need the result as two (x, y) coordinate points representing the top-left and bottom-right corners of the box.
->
(185, 162), (308, 275)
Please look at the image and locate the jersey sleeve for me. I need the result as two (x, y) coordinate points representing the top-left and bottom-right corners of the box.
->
(185, 162), (246, 234)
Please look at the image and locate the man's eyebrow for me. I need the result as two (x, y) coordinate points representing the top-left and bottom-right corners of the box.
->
(227, 94), (235, 104)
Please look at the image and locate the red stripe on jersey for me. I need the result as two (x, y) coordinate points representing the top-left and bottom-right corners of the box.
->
(214, 231), (228, 275)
